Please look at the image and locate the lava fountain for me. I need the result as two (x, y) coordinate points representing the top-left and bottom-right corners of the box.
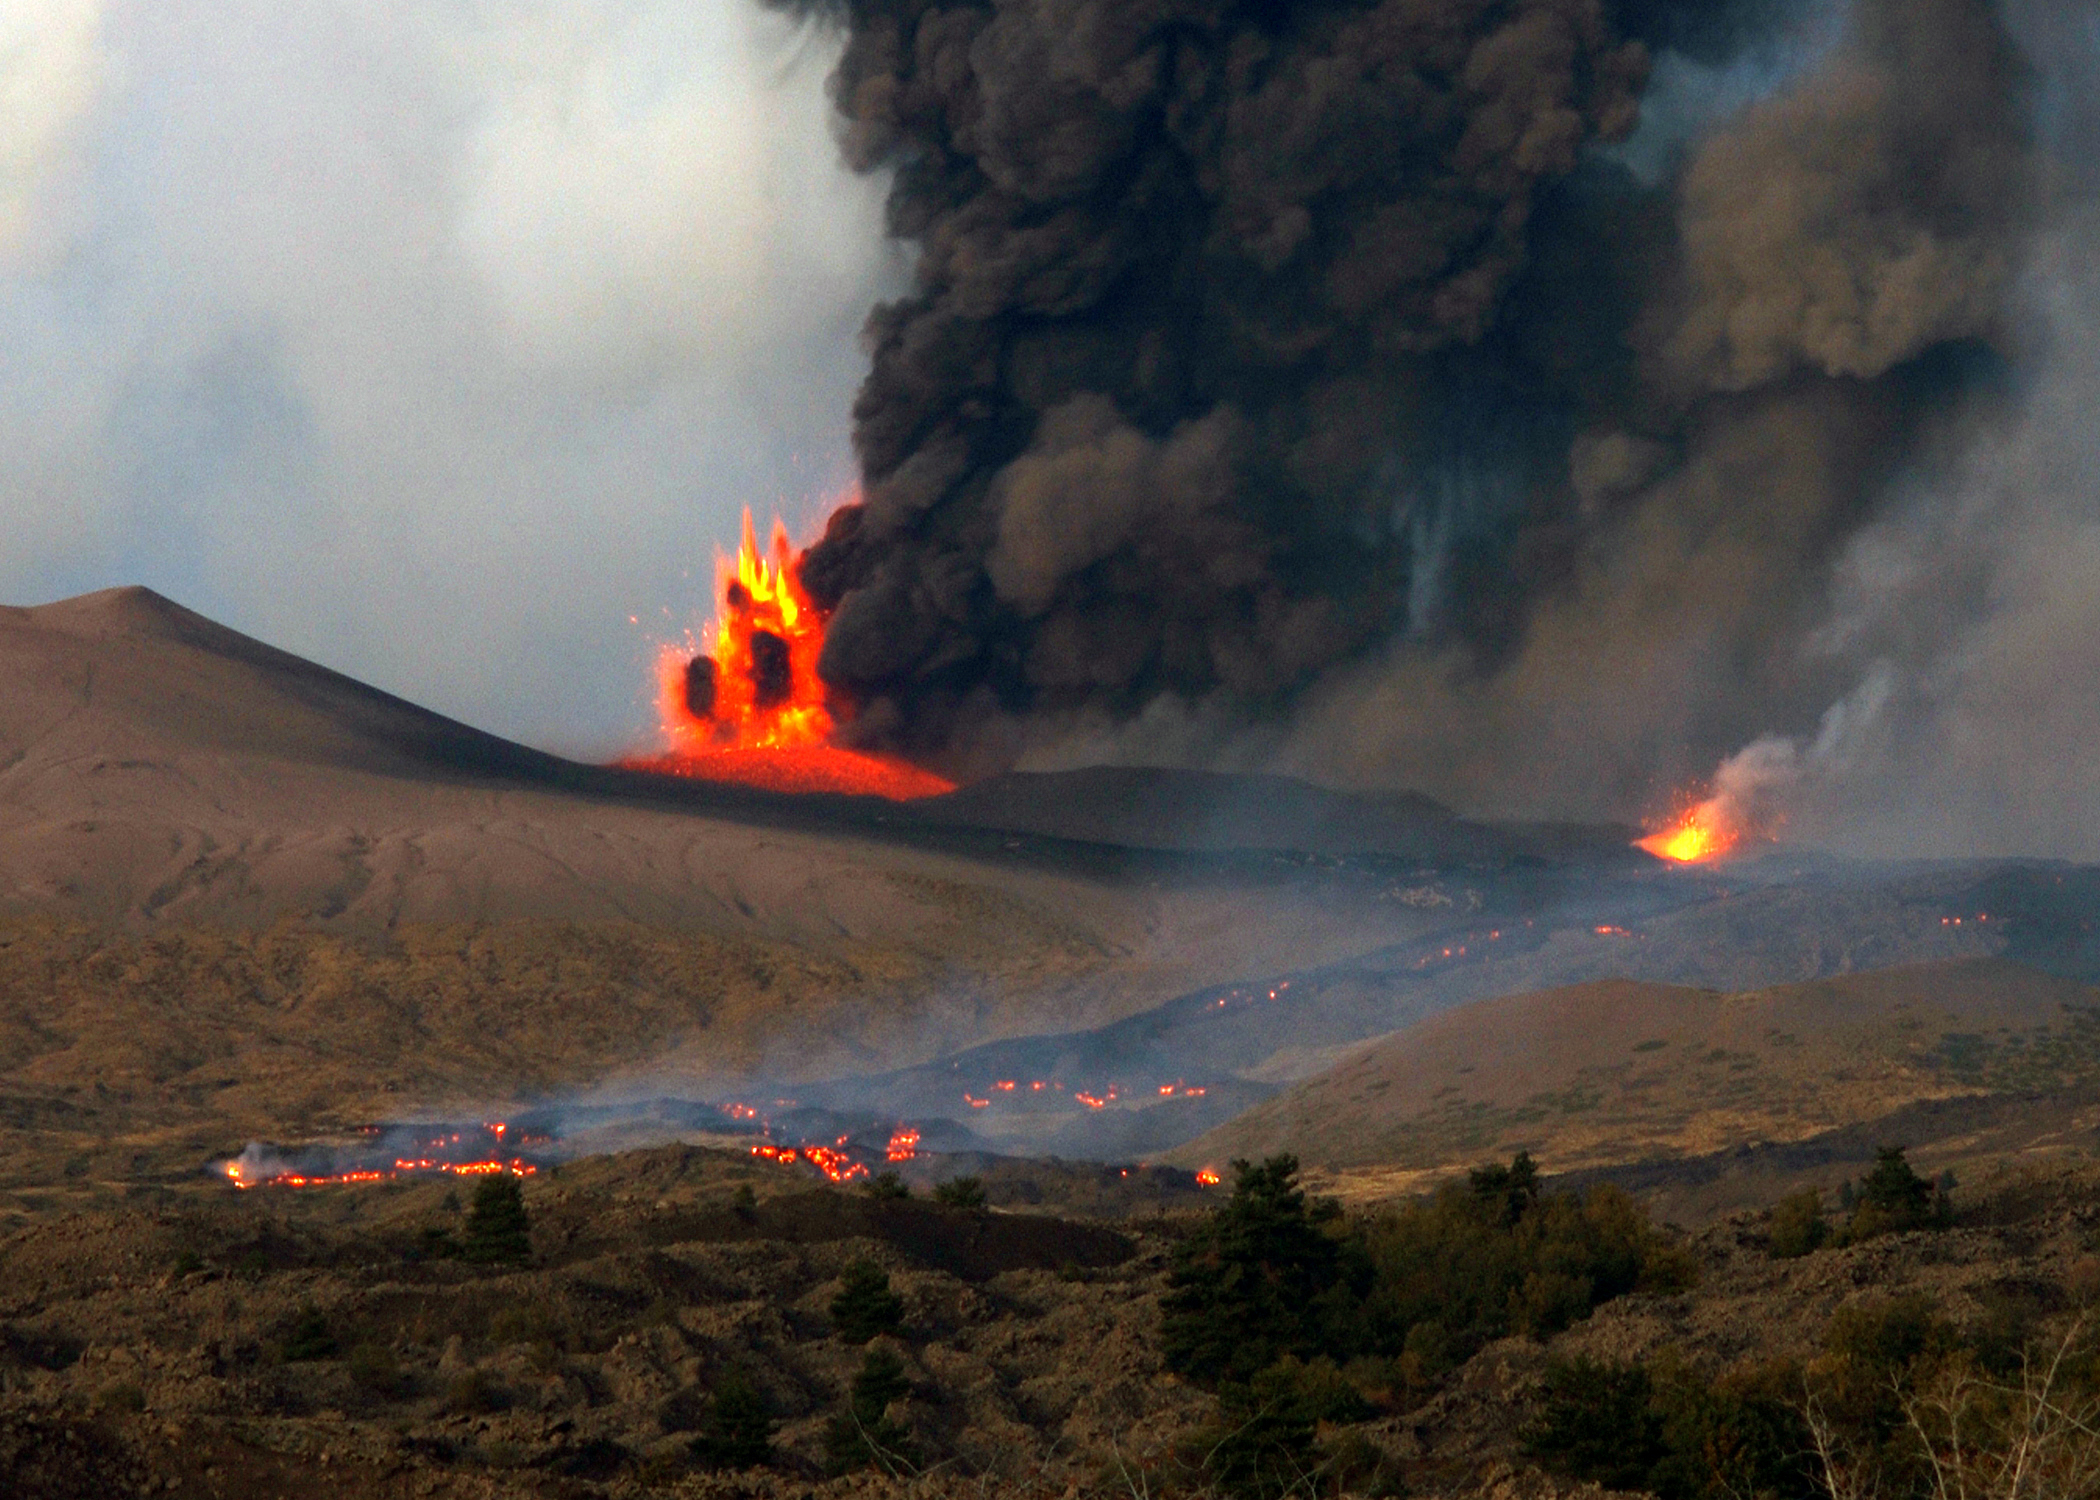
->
(1636, 786), (1750, 864)
(624, 505), (953, 800)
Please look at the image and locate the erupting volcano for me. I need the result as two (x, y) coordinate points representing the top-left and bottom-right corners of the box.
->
(624, 506), (953, 800)
(1637, 791), (1746, 865)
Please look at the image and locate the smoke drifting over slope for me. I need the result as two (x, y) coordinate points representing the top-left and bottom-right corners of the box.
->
(773, 0), (2083, 840)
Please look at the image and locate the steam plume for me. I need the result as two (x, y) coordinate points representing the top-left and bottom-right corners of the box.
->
(774, 0), (2058, 834)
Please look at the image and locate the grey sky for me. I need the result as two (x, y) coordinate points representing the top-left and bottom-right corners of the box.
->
(0, 0), (899, 759)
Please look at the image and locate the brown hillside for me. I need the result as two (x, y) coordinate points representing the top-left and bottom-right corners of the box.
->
(1170, 958), (2100, 1185)
(0, 589), (1476, 1213)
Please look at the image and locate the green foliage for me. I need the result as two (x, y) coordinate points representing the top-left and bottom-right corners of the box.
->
(1160, 1155), (1355, 1386)
(825, 1344), (918, 1475)
(863, 1171), (910, 1200)
(1526, 1355), (1814, 1500)
(1197, 1357), (1382, 1498)
(933, 1175), (987, 1209)
(1525, 1358), (1666, 1490)
(461, 1175), (531, 1266)
(1163, 1154), (1691, 1398)
(281, 1305), (338, 1362)
(1359, 1169), (1693, 1380)
(690, 1372), (774, 1470)
(830, 1259), (906, 1345)
(1840, 1147), (1949, 1243)
(1648, 1360), (1815, 1500)
(1203, 1363), (1324, 1500)
(1768, 1190), (1830, 1259)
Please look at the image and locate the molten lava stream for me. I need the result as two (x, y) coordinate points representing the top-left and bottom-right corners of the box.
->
(624, 507), (954, 801)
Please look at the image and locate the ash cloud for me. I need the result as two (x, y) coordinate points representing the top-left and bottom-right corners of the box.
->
(778, 0), (2090, 850)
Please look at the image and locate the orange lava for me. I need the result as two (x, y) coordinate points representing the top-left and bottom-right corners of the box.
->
(223, 1157), (536, 1190)
(1635, 798), (1742, 863)
(628, 745), (953, 800)
(626, 504), (954, 802)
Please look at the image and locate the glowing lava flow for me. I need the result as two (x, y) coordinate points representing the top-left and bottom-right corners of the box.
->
(625, 506), (954, 801)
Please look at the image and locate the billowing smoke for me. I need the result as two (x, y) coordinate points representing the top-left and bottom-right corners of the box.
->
(770, 0), (2077, 841)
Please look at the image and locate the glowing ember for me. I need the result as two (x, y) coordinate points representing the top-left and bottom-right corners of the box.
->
(626, 505), (956, 802)
(1196, 1169), (1222, 1187)
(885, 1128), (921, 1162)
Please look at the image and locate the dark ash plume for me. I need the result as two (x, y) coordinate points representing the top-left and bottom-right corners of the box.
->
(773, 0), (2035, 805)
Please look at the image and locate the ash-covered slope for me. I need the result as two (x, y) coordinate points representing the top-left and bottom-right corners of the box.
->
(916, 766), (1640, 865)
(801, 857), (2100, 1162)
(1172, 957), (2100, 1178)
(0, 587), (1629, 1168)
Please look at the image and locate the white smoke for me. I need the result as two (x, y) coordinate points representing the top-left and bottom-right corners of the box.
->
(0, 1), (900, 757)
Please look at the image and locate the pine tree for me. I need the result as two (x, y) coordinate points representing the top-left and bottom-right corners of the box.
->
(461, 1175), (531, 1265)
(690, 1372), (774, 1469)
(1159, 1155), (1345, 1386)
(825, 1344), (917, 1475)
(829, 1259), (905, 1344)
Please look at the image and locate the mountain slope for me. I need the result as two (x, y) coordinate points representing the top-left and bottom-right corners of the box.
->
(1170, 958), (2100, 1179)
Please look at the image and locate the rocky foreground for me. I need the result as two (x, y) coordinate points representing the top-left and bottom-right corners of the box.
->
(5, 1140), (2100, 1499)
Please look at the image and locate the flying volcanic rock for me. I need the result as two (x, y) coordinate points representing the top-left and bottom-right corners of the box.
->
(771, 0), (2034, 802)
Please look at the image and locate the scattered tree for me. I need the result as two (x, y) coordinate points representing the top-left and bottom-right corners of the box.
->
(1841, 1148), (1949, 1243)
(461, 1175), (531, 1266)
(830, 1259), (906, 1344)
(825, 1343), (917, 1475)
(1769, 1189), (1831, 1259)
(863, 1171), (910, 1200)
(690, 1371), (774, 1470)
(1160, 1155), (1353, 1386)
(281, 1305), (337, 1362)
(933, 1175), (987, 1209)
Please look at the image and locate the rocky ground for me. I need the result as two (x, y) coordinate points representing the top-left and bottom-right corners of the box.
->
(6, 1139), (2100, 1498)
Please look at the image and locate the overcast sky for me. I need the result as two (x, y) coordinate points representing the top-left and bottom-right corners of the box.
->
(0, 0), (899, 758)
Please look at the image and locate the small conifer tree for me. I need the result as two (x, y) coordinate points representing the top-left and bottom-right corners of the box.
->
(933, 1176), (987, 1209)
(863, 1171), (910, 1200)
(691, 1372), (774, 1469)
(282, 1304), (338, 1361)
(461, 1174), (531, 1265)
(825, 1343), (917, 1474)
(830, 1259), (905, 1344)
(1159, 1155), (1345, 1386)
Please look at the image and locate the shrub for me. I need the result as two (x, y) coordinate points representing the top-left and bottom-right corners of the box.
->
(863, 1172), (910, 1200)
(825, 1344), (917, 1475)
(1769, 1190), (1830, 1259)
(830, 1260), (906, 1345)
(1358, 1168), (1691, 1371)
(1203, 1362), (1324, 1500)
(1840, 1147), (1948, 1243)
(346, 1342), (404, 1398)
(691, 1372), (775, 1469)
(1525, 1358), (1666, 1491)
(443, 1368), (508, 1415)
(461, 1176), (531, 1265)
(281, 1305), (338, 1362)
(1526, 1356), (1814, 1500)
(933, 1176), (987, 1209)
(1161, 1155), (1356, 1387)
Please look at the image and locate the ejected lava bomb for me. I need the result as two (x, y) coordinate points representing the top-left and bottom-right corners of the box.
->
(750, 630), (793, 709)
(683, 654), (719, 721)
